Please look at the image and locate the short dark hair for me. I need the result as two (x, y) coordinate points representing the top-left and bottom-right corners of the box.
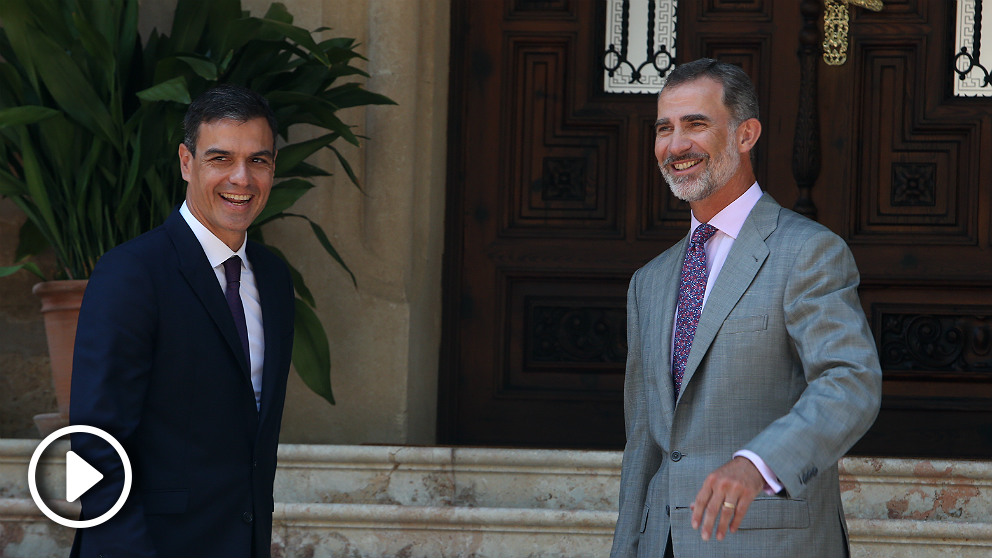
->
(182, 84), (279, 155)
(660, 58), (759, 128)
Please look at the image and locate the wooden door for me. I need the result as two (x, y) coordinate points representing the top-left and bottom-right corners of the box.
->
(440, 0), (992, 456)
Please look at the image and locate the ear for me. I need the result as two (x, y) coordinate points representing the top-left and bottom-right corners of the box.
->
(736, 118), (761, 154)
(178, 143), (193, 182)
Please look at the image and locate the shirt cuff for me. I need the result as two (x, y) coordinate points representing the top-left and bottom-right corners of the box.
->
(734, 449), (783, 495)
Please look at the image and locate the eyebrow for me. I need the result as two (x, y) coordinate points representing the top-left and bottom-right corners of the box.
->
(655, 113), (712, 127)
(202, 147), (275, 159)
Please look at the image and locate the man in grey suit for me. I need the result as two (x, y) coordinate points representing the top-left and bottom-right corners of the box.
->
(611, 58), (882, 557)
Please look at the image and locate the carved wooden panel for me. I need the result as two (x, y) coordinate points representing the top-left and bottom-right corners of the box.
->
(875, 306), (992, 379)
(850, 45), (977, 243)
(506, 0), (575, 19)
(502, 35), (623, 237)
(700, 0), (772, 21)
(503, 274), (627, 396)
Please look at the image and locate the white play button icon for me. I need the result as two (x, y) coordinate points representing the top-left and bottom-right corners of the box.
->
(65, 450), (104, 503)
(28, 425), (132, 528)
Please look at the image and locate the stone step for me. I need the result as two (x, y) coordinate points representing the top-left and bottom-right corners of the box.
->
(1, 440), (991, 557)
(273, 444), (621, 511)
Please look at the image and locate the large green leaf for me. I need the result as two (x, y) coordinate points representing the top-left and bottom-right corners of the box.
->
(0, 261), (43, 280)
(176, 55), (218, 81)
(262, 242), (315, 308)
(0, 1), (42, 91)
(274, 133), (338, 176)
(292, 298), (334, 405)
(18, 33), (120, 150)
(283, 212), (356, 287)
(136, 76), (191, 103)
(14, 219), (48, 262)
(0, 168), (26, 197)
(328, 144), (361, 188)
(0, 106), (60, 128)
(169, 0), (210, 53)
(253, 179), (313, 225)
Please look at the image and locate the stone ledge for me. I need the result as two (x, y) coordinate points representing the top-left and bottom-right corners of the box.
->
(3, 440), (992, 557)
(849, 518), (992, 543)
(840, 457), (992, 523)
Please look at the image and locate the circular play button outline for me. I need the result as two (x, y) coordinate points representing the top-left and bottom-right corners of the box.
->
(28, 425), (132, 528)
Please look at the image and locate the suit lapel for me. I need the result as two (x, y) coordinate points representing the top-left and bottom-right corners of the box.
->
(166, 211), (252, 380)
(677, 195), (779, 405)
(248, 242), (287, 427)
(654, 236), (688, 418)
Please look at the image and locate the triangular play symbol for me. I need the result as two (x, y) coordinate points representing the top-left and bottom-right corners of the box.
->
(65, 450), (104, 503)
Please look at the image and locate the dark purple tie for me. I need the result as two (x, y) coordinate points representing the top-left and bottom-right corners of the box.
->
(672, 223), (717, 398)
(223, 256), (250, 364)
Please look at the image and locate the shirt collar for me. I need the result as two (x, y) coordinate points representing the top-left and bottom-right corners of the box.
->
(689, 182), (763, 239)
(179, 201), (249, 269)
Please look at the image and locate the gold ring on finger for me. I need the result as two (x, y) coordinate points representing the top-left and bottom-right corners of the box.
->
(722, 501), (736, 510)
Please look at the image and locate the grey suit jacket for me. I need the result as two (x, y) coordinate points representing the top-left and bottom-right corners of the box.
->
(611, 194), (882, 558)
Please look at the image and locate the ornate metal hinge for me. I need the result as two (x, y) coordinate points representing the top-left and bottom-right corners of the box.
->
(823, 0), (884, 66)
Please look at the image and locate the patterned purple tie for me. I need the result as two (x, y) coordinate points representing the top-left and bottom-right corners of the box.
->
(672, 223), (717, 397)
(223, 256), (250, 364)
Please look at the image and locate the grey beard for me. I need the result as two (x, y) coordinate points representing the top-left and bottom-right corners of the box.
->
(661, 158), (718, 202)
(659, 144), (741, 203)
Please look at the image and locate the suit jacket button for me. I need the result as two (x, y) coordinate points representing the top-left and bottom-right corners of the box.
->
(665, 505), (671, 516)
(670, 451), (682, 462)
(242, 511), (254, 523)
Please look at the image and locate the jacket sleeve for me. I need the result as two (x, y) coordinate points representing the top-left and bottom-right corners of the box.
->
(744, 230), (882, 498)
(70, 246), (158, 557)
(611, 270), (663, 557)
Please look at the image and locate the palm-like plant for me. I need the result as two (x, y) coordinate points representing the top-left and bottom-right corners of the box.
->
(0, 0), (394, 404)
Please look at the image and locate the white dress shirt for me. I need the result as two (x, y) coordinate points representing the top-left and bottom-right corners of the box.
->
(674, 183), (783, 494)
(180, 202), (265, 411)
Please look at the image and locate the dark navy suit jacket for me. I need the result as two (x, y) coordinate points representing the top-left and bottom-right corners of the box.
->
(69, 210), (295, 558)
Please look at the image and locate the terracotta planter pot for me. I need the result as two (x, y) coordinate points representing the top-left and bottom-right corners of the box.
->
(32, 280), (88, 437)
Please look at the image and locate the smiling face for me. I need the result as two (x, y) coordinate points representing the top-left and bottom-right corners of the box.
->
(654, 77), (759, 218)
(179, 117), (276, 250)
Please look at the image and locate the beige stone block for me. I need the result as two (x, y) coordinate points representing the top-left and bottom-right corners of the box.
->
(840, 457), (992, 522)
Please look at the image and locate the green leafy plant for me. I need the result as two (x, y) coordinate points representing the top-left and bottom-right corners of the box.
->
(0, 0), (394, 404)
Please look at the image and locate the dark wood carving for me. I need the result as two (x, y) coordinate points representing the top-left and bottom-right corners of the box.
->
(791, 0), (821, 219)
(891, 163), (937, 207)
(528, 301), (627, 365)
(540, 157), (589, 202)
(878, 310), (992, 376)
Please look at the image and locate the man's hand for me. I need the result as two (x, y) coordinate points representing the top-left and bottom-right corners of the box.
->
(690, 456), (765, 541)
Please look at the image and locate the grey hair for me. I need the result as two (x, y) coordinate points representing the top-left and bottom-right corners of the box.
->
(659, 58), (759, 128)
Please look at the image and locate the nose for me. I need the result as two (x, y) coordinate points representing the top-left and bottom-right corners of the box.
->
(668, 129), (693, 155)
(229, 160), (250, 186)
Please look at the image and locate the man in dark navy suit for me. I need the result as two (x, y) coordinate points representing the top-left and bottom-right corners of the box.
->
(70, 84), (295, 558)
